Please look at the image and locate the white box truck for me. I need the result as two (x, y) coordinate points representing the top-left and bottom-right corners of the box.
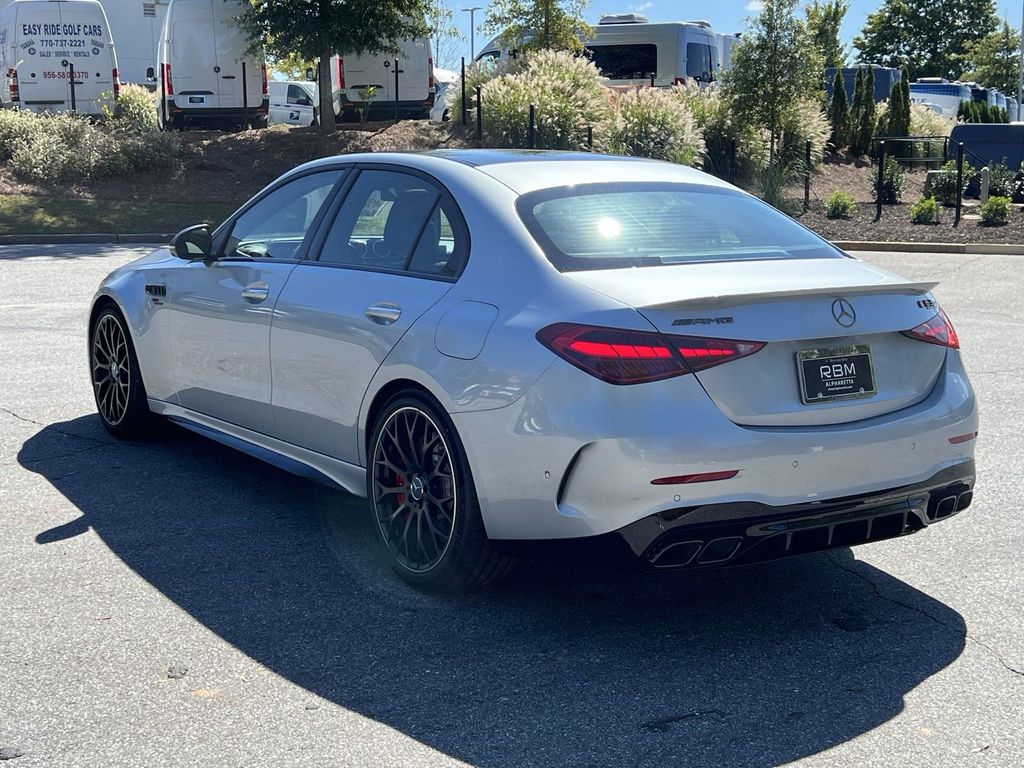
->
(0, 0), (118, 115)
(155, 0), (267, 129)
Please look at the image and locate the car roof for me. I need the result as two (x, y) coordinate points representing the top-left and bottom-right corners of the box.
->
(289, 149), (734, 195)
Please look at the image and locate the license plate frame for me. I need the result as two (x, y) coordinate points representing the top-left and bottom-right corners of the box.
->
(188, 95), (206, 104)
(797, 344), (877, 404)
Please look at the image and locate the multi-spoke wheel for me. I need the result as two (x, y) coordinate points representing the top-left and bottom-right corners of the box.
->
(90, 306), (152, 437)
(368, 393), (514, 592)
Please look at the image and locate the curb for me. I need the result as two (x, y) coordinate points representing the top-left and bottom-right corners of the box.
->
(0, 233), (171, 246)
(833, 240), (1024, 255)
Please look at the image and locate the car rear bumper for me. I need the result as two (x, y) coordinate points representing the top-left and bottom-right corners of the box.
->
(453, 350), (978, 542)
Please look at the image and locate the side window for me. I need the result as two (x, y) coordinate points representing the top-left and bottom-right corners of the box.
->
(224, 171), (344, 260)
(287, 84), (312, 106)
(319, 169), (464, 277)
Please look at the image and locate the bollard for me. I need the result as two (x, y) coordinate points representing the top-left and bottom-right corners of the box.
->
(650, 72), (655, 88)
(587, 125), (593, 150)
(874, 141), (885, 222)
(394, 59), (400, 122)
(475, 86), (482, 139)
(803, 140), (811, 212)
(460, 57), (466, 126)
(954, 142), (964, 227)
(528, 104), (535, 149)
(242, 61), (249, 128)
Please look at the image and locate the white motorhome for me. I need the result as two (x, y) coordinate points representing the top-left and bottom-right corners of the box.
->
(156, 0), (267, 129)
(0, 0), (118, 115)
(329, 37), (435, 121)
(477, 14), (720, 88)
(716, 31), (741, 73)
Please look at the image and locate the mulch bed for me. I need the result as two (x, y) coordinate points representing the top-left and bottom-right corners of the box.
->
(797, 200), (1024, 245)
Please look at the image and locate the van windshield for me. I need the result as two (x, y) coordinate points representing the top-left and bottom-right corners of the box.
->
(516, 183), (843, 272)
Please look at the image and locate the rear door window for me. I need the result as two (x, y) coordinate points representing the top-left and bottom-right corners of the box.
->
(686, 43), (714, 82)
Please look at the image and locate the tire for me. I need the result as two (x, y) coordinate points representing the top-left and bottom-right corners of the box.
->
(90, 306), (153, 438)
(367, 392), (514, 593)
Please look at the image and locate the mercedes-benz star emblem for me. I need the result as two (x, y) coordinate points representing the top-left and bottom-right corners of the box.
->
(832, 298), (856, 327)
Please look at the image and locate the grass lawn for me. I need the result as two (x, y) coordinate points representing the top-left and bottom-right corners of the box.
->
(0, 195), (237, 235)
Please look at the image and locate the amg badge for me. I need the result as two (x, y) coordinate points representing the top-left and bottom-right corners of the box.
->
(672, 316), (734, 327)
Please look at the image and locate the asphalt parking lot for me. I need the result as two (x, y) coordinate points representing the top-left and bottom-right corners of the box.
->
(0, 244), (1021, 767)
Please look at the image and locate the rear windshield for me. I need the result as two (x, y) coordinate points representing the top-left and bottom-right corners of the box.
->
(516, 183), (843, 272)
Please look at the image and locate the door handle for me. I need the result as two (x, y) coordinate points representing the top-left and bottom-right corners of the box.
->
(241, 282), (270, 303)
(365, 303), (402, 325)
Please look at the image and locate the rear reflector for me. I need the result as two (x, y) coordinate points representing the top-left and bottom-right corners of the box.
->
(903, 308), (959, 349)
(7, 67), (18, 102)
(537, 322), (764, 384)
(651, 470), (739, 485)
(163, 63), (173, 95)
(948, 432), (977, 444)
(336, 57), (345, 90)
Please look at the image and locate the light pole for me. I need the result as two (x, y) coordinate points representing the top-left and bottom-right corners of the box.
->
(461, 6), (483, 61)
(1018, 1), (1023, 119)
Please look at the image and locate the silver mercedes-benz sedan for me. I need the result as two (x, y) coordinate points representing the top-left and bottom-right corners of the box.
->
(88, 150), (978, 592)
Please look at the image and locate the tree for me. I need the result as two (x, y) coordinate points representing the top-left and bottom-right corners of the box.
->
(881, 69), (910, 137)
(853, 0), (998, 81)
(425, 0), (463, 70)
(963, 20), (1021, 98)
(727, 0), (823, 159)
(849, 66), (876, 156)
(239, 0), (429, 134)
(268, 52), (317, 81)
(483, 0), (592, 53)
(805, 0), (849, 69)
(827, 70), (851, 147)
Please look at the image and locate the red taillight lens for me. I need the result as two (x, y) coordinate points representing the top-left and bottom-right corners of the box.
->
(336, 57), (344, 89)
(903, 309), (959, 349)
(112, 67), (120, 99)
(261, 61), (268, 96)
(7, 67), (19, 101)
(536, 323), (764, 385)
(163, 63), (173, 95)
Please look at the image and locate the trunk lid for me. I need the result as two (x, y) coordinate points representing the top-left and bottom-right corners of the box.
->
(567, 258), (949, 426)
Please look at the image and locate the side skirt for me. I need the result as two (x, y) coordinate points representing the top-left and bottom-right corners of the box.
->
(148, 400), (368, 497)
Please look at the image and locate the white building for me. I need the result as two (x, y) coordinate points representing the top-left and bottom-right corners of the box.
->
(0, 0), (170, 84)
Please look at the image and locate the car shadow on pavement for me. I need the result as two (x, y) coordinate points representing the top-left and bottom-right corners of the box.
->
(20, 416), (968, 768)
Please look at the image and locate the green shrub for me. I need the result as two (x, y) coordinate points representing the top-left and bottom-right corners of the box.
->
(758, 157), (800, 213)
(987, 160), (1014, 198)
(909, 102), (953, 137)
(674, 82), (766, 183)
(779, 96), (830, 170)
(609, 86), (703, 165)
(928, 160), (967, 206)
(0, 110), (42, 161)
(910, 196), (939, 223)
(476, 50), (611, 150)
(825, 191), (856, 218)
(979, 195), (1011, 225)
(869, 156), (904, 204)
(106, 84), (158, 134)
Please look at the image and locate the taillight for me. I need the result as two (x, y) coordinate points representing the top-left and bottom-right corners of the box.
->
(7, 67), (19, 102)
(673, 77), (686, 85)
(163, 62), (173, 95)
(261, 61), (268, 96)
(428, 56), (434, 91)
(903, 309), (959, 349)
(336, 57), (344, 89)
(112, 67), (120, 99)
(536, 323), (764, 385)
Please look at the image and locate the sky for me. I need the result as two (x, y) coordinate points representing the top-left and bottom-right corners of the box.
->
(448, 1), (1024, 64)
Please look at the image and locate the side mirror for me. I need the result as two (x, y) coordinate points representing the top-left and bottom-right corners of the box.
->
(146, 66), (156, 81)
(305, 66), (315, 81)
(171, 224), (212, 260)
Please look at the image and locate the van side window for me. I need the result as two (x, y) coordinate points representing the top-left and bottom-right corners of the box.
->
(686, 43), (714, 83)
(223, 171), (344, 260)
(318, 170), (466, 278)
(287, 84), (313, 106)
(587, 44), (658, 80)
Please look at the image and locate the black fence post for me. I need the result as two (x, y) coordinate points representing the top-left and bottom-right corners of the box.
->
(954, 142), (964, 228)
(475, 86), (482, 140)
(874, 141), (886, 222)
(242, 61), (249, 128)
(460, 57), (466, 126)
(803, 140), (811, 212)
(394, 59), (400, 122)
(728, 139), (736, 183)
(650, 72), (656, 88)
(69, 62), (76, 113)
(528, 104), (535, 149)
(587, 125), (593, 150)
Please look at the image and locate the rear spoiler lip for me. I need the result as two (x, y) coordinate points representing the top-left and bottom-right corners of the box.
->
(643, 281), (939, 311)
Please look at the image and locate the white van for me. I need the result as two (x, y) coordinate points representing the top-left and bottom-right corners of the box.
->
(329, 36), (435, 121)
(585, 14), (719, 87)
(155, 0), (267, 129)
(268, 79), (316, 127)
(716, 31), (741, 73)
(0, 0), (118, 116)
